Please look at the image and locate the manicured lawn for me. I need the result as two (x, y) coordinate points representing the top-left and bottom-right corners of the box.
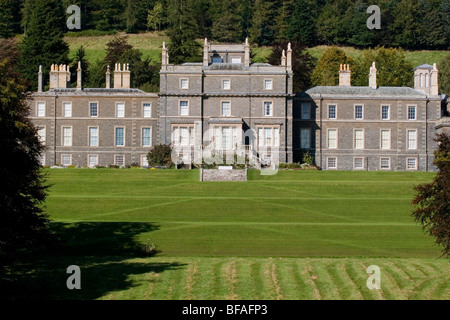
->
(45, 169), (440, 258)
(3, 168), (448, 300)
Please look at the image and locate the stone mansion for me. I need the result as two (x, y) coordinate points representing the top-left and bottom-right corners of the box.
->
(29, 39), (449, 171)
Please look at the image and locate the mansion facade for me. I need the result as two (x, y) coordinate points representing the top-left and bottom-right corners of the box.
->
(29, 40), (449, 171)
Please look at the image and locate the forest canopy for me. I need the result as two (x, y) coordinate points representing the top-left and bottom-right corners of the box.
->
(1, 0), (449, 50)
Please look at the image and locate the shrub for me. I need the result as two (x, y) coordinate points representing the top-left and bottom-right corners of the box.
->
(302, 152), (314, 165)
(142, 239), (157, 256)
(147, 144), (174, 168)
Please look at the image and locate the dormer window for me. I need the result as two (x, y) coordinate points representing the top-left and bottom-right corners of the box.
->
(211, 52), (223, 64)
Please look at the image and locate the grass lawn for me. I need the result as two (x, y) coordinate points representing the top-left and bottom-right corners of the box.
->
(46, 169), (440, 258)
(2, 169), (448, 300)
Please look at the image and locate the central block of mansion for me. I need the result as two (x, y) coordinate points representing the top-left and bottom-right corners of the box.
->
(30, 39), (449, 171)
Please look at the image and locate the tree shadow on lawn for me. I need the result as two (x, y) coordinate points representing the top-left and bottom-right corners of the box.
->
(0, 222), (186, 300)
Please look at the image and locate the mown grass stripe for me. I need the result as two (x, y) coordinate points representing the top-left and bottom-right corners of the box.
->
(309, 261), (342, 300)
(379, 262), (409, 300)
(429, 274), (450, 300)
(326, 261), (364, 300)
(225, 259), (239, 300)
(346, 261), (374, 300)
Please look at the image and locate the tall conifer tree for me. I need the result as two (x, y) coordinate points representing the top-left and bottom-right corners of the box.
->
(19, 0), (69, 91)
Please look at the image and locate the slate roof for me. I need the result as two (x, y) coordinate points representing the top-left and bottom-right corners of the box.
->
(298, 86), (427, 98)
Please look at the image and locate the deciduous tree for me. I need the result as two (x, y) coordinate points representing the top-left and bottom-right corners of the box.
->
(412, 133), (450, 257)
(311, 47), (352, 86)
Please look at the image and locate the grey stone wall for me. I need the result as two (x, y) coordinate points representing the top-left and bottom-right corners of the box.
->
(200, 169), (247, 181)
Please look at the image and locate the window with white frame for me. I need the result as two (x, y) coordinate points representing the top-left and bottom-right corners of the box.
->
(172, 125), (195, 146)
(62, 127), (72, 146)
(264, 79), (273, 90)
(212, 126), (238, 149)
(381, 130), (391, 150)
(381, 105), (390, 120)
(327, 157), (337, 169)
(37, 126), (46, 145)
(408, 106), (416, 120)
(354, 157), (364, 170)
(407, 130), (417, 150)
(62, 154), (72, 166)
(264, 101), (273, 116)
(354, 129), (364, 149)
(300, 128), (311, 149)
(141, 155), (149, 167)
(142, 127), (152, 147)
(143, 103), (152, 118)
(37, 102), (46, 117)
(221, 101), (231, 116)
(355, 105), (363, 120)
(222, 79), (231, 90)
(63, 102), (72, 117)
(115, 155), (125, 166)
(407, 158), (417, 170)
(380, 157), (390, 170)
(89, 127), (99, 147)
(88, 155), (98, 168)
(328, 129), (337, 149)
(180, 101), (189, 116)
(328, 105), (337, 120)
(180, 78), (189, 89)
(115, 127), (125, 146)
(257, 127), (279, 148)
(90, 102), (98, 117)
(301, 103), (311, 120)
(116, 103), (125, 118)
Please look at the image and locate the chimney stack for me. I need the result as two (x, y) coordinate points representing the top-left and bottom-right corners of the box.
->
(106, 65), (111, 89)
(113, 63), (130, 89)
(369, 61), (377, 89)
(49, 64), (70, 89)
(76, 61), (82, 91)
(286, 43), (292, 72)
(38, 65), (43, 93)
(281, 50), (286, 67)
(339, 64), (351, 87)
(203, 38), (209, 67)
(244, 38), (250, 67)
(431, 63), (439, 96)
(161, 42), (169, 70)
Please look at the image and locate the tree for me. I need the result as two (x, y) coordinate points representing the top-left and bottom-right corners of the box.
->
(166, 0), (201, 64)
(412, 133), (450, 257)
(125, 0), (154, 33)
(147, 144), (174, 168)
(268, 42), (316, 92)
(287, 0), (318, 46)
(249, 0), (278, 46)
(311, 46), (352, 86)
(352, 47), (413, 87)
(439, 53), (450, 96)
(210, 0), (243, 43)
(0, 0), (22, 38)
(70, 46), (90, 88)
(388, 0), (423, 49)
(0, 40), (54, 262)
(19, 0), (69, 91)
(316, 0), (352, 45)
(147, 1), (165, 31)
